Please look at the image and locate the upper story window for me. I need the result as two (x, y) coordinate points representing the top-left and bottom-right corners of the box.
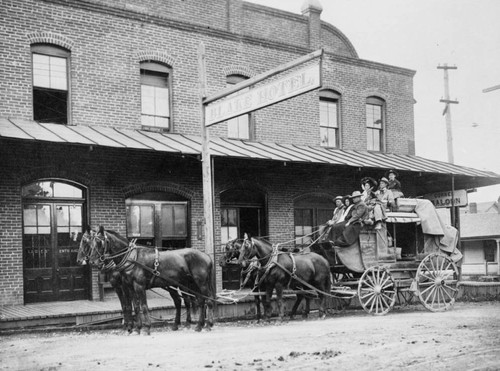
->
(319, 90), (340, 147)
(226, 74), (253, 140)
(141, 62), (171, 131)
(32, 44), (70, 124)
(366, 96), (385, 152)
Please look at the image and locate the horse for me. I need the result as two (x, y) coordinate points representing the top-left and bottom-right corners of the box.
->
(88, 226), (214, 334)
(236, 235), (331, 321)
(218, 239), (264, 321)
(77, 228), (137, 333)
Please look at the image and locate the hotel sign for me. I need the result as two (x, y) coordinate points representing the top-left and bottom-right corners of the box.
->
(205, 62), (321, 126)
(424, 189), (468, 208)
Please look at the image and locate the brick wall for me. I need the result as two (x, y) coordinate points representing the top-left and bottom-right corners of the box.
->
(0, 0), (414, 148)
(0, 0), (416, 304)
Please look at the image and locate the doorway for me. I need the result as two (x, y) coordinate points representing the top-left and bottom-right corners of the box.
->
(220, 188), (266, 289)
(22, 181), (88, 303)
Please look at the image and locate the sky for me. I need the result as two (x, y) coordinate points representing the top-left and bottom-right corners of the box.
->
(247, 0), (500, 203)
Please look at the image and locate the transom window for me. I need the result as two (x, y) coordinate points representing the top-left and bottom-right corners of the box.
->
(141, 62), (171, 131)
(319, 90), (340, 147)
(366, 96), (385, 152)
(226, 74), (253, 140)
(32, 44), (70, 124)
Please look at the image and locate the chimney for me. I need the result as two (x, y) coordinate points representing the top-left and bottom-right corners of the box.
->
(469, 202), (477, 214)
(301, 0), (323, 50)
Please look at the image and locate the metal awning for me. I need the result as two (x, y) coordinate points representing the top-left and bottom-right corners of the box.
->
(2, 117), (500, 193)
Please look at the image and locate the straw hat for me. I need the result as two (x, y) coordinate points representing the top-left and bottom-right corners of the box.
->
(349, 190), (363, 199)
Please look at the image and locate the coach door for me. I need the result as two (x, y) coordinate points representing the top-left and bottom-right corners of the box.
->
(22, 181), (89, 303)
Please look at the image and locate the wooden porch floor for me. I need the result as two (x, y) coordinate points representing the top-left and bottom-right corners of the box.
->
(0, 291), (175, 331)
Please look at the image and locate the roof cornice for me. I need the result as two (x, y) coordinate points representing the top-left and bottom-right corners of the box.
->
(41, 0), (415, 77)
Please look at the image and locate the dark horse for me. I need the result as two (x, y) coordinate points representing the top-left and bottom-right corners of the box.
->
(77, 229), (195, 333)
(218, 239), (264, 321)
(77, 229), (135, 332)
(236, 235), (331, 321)
(88, 226), (214, 334)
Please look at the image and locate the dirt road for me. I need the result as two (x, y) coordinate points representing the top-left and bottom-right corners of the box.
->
(1, 302), (499, 371)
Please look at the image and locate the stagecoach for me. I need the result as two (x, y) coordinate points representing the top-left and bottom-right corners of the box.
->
(320, 197), (461, 315)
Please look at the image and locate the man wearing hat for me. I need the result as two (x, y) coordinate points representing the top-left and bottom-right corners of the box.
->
(385, 169), (404, 199)
(333, 190), (369, 247)
(319, 195), (345, 241)
(377, 177), (395, 212)
(327, 195), (345, 226)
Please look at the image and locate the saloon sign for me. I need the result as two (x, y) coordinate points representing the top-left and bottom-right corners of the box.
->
(205, 62), (321, 126)
(424, 189), (468, 208)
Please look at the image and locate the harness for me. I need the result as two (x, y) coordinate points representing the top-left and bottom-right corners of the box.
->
(245, 240), (297, 289)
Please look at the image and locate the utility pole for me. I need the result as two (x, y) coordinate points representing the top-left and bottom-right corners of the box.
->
(437, 64), (458, 164)
(437, 64), (459, 230)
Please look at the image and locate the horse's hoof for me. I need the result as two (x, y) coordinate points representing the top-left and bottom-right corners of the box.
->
(171, 324), (179, 331)
(195, 326), (202, 332)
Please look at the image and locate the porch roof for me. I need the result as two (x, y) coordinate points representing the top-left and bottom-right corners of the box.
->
(2, 117), (500, 194)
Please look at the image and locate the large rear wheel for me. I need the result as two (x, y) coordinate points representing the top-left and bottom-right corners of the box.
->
(358, 266), (396, 315)
(416, 253), (459, 312)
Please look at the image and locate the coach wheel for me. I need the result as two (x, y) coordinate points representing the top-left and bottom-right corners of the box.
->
(358, 266), (396, 316)
(416, 253), (459, 312)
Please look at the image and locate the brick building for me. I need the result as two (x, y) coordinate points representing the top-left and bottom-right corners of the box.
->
(1, 0), (499, 306)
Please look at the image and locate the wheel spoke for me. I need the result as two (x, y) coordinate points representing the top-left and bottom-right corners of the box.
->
(442, 283), (458, 292)
(366, 273), (377, 287)
(420, 282), (435, 296)
(362, 292), (376, 306)
(379, 293), (390, 310)
(360, 291), (375, 300)
(379, 274), (391, 289)
(429, 257), (438, 278)
(382, 292), (395, 302)
(438, 255), (446, 273)
(436, 286), (442, 307)
(442, 286), (455, 302)
(418, 281), (434, 287)
(375, 296), (382, 314)
(362, 279), (375, 290)
(369, 294), (377, 313)
(429, 286), (438, 308)
(381, 281), (394, 290)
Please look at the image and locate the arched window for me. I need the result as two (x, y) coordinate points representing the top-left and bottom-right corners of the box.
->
(366, 96), (385, 151)
(226, 74), (253, 140)
(140, 61), (171, 131)
(31, 44), (70, 124)
(319, 90), (341, 147)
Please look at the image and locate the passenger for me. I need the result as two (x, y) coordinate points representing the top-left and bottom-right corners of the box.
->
(337, 195), (353, 223)
(360, 177), (387, 229)
(319, 195), (344, 241)
(333, 191), (369, 247)
(360, 177), (378, 204)
(386, 169), (404, 199)
(377, 177), (395, 212)
(327, 195), (345, 226)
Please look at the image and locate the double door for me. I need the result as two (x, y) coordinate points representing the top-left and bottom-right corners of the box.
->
(23, 203), (88, 303)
